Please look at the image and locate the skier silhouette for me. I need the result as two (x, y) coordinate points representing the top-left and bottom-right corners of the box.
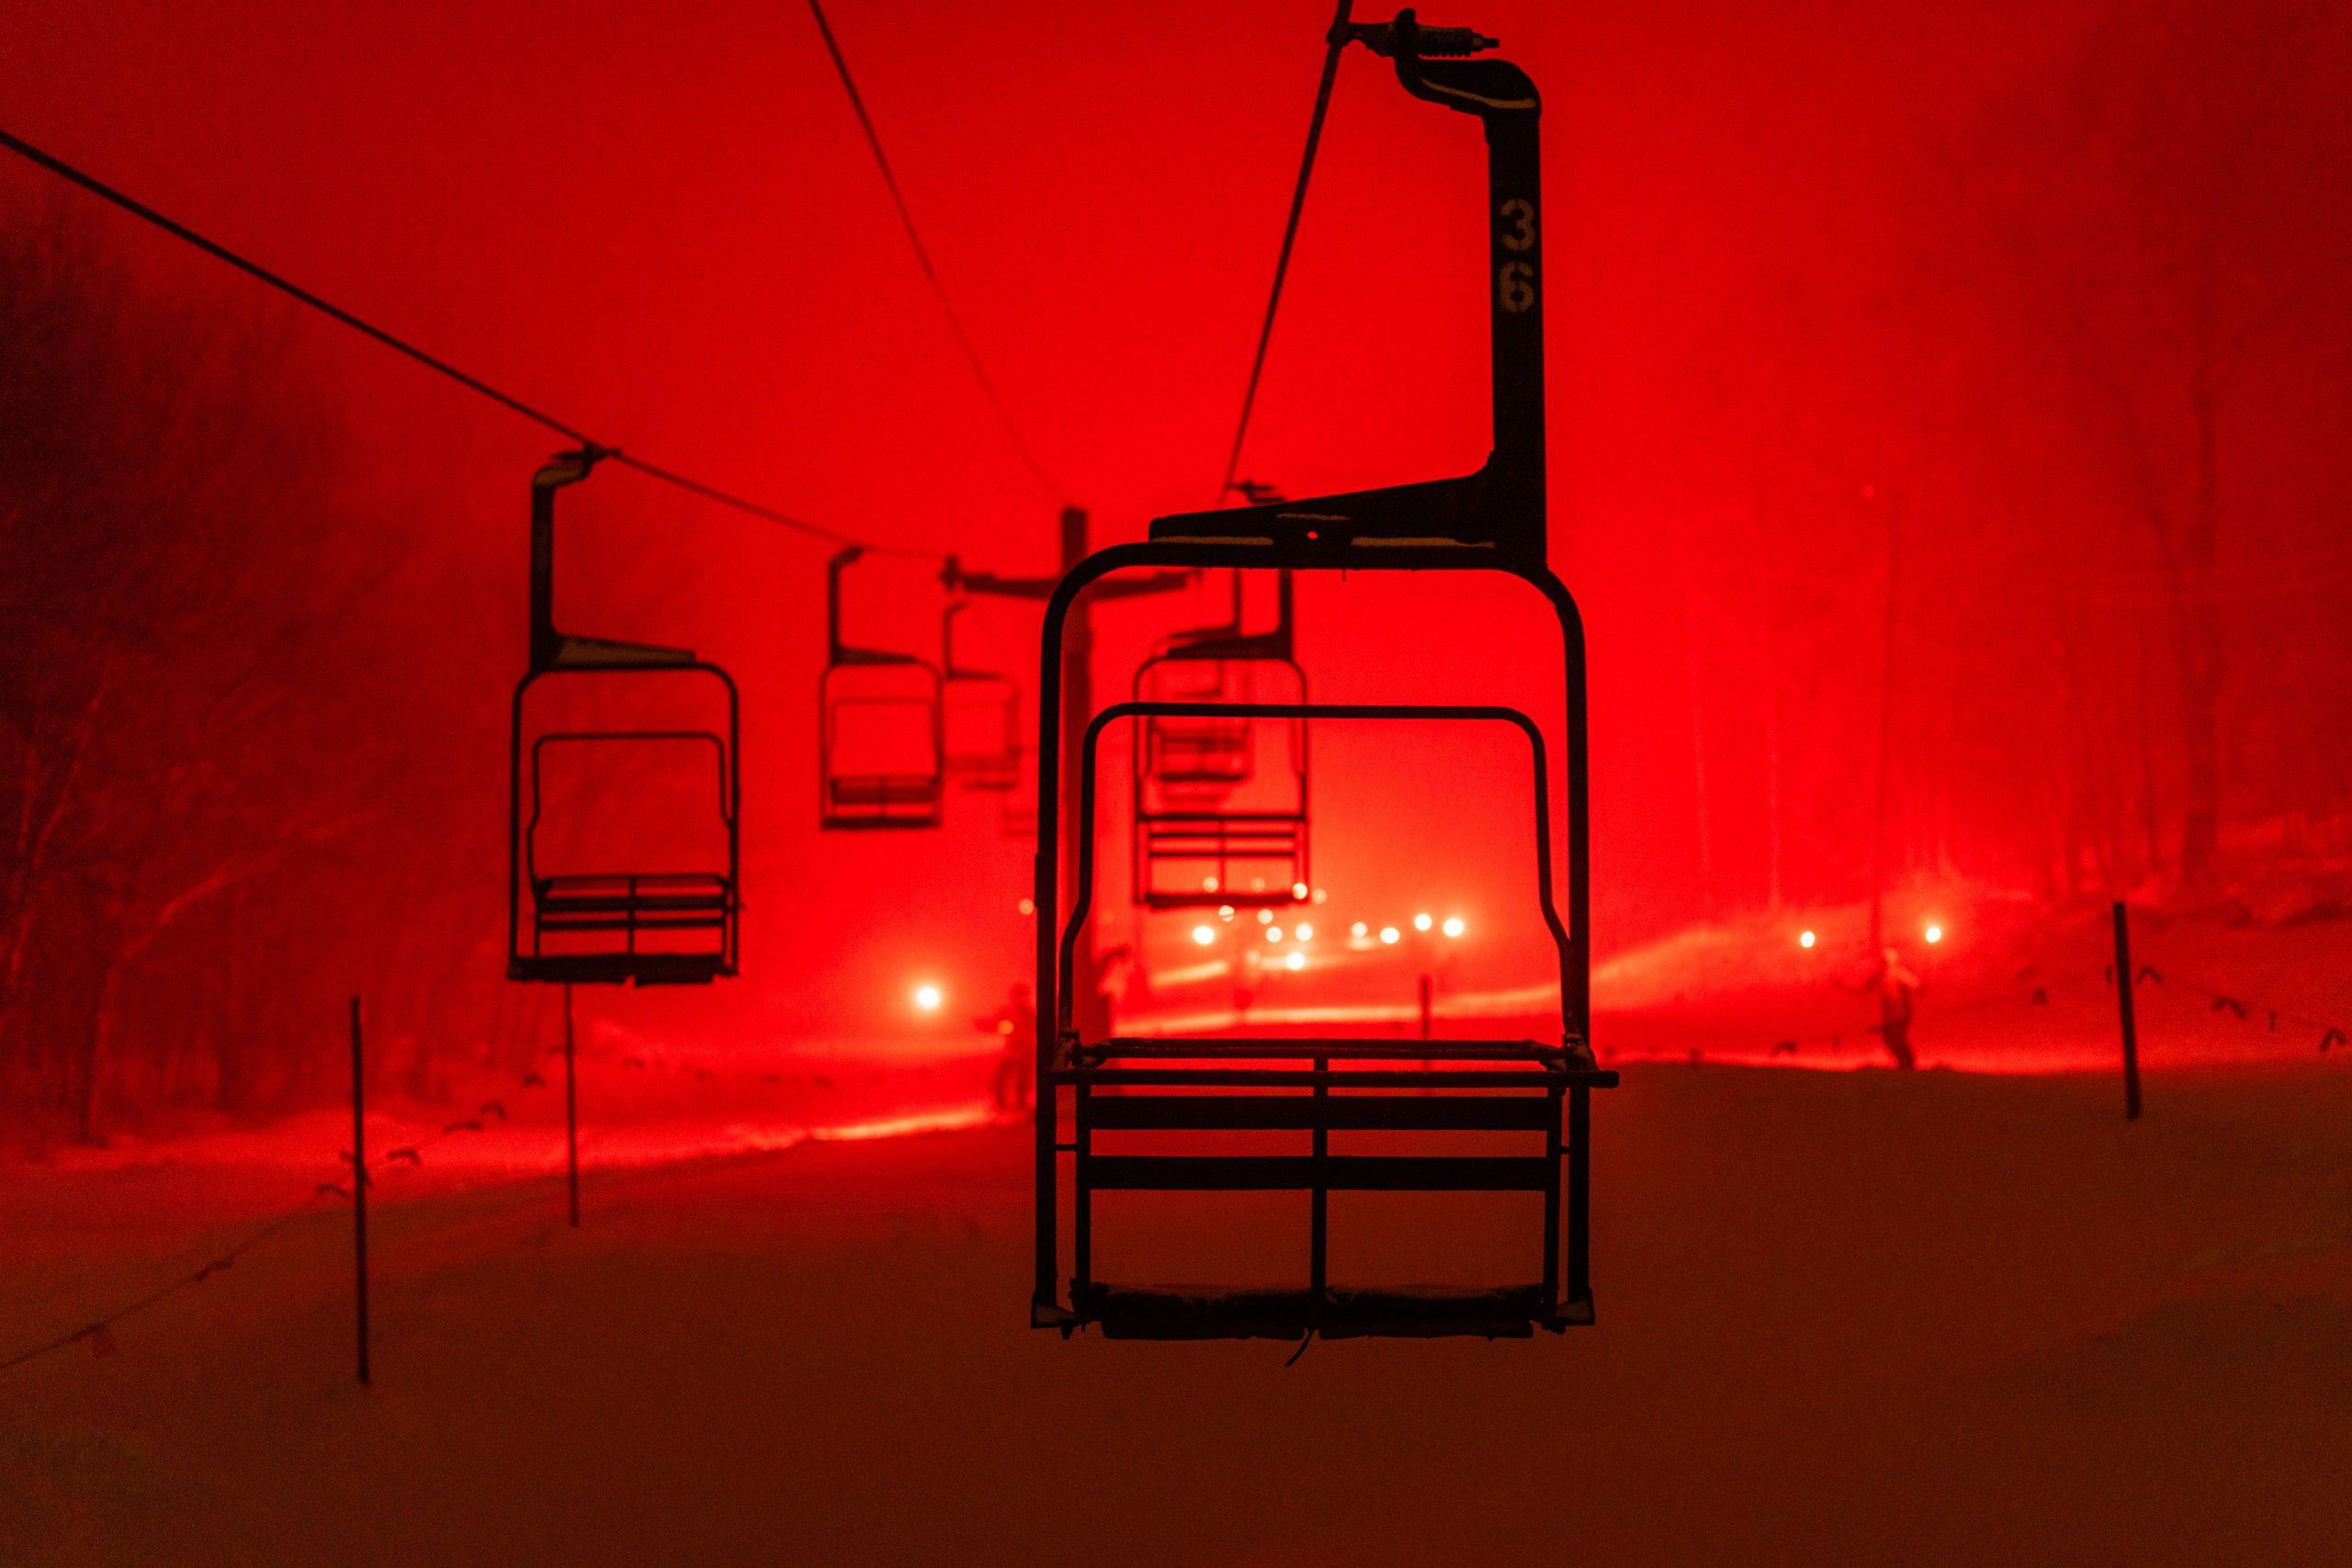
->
(976, 983), (1035, 1113)
(1866, 946), (1924, 1069)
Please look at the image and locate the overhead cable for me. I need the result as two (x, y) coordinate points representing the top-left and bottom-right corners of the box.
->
(1216, 0), (1355, 507)
(0, 125), (904, 555)
(805, 0), (1067, 503)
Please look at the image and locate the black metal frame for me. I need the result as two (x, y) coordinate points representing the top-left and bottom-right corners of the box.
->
(942, 600), (1024, 793)
(820, 547), (945, 829)
(1057, 701), (1612, 1337)
(508, 451), (741, 987)
(1030, 15), (1617, 1337)
(1130, 570), (1310, 910)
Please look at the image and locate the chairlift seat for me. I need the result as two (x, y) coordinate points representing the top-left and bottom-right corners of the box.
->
(1133, 632), (1308, 907)
(1136, 810), (1307, 908)
(514, 728), (739, 985)
(536, 872), (730, 931)
(943, 602), (1027, 793)
(1062, 1035), (1612, 1337)
(820, 549), (946, 829)
(508, 452), (742, 987)
(1080, 1284), (1552, 1340)
(1144, 715), (1254, 792)
(514, 868), (733, 987)
(1051, 700), (1613, 1338)
(827, 772), (944, 810)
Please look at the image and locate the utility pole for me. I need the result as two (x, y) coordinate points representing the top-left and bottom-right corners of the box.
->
(1060, 507), (1112, 1043)
(944, 510), (1189, 1043)
(1868, 487), (1901, 956)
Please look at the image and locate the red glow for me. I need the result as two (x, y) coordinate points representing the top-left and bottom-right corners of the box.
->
(0, 0), (2345, 1157)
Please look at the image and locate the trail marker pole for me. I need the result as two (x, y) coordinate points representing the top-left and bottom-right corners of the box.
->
(2112, 902), (2142, 1121)
(349, 996), (369, 1384)
(564, 982), (580, 1226)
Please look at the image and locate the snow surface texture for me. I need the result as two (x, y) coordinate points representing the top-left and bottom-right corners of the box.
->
(4, 1060), (2348, 1564)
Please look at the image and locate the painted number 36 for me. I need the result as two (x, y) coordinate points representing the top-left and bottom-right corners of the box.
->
(1496, 197), (1536, 313)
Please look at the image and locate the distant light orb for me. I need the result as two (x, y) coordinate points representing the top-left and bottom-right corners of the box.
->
(1312, 888), (1328, 904)
(1799, 931), (1815, 949)
(1018, 897), (1035, 916)
(915, 985), (941, 1010)
(1925, 925), (1943, 943)
(1351, 921), (1369, 939)
(1295, 923), (1314, 942)
(1266, 927), (1283, 942)
(1192, 926), (1216, 946)
(1257, 908), (1273, 924)
(1414, 913), (1432, 932)
(1203, 876), (1219, 892)
(1284, 951), (1306, 970)
(1380, 926), (1401, 944)
(1442, 917), (1464, 938)
(1250, 877), (1266, 892)
(1292, 883), (1309, 899)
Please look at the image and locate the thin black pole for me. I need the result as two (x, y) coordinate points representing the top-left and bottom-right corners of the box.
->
(563, 982), (580, 1226)
(349, 996), (369, 1385)
(1867, 490), (1901, 955)
(2113, 902), (2142, 1121)
(1418, 972), (1434, 1086)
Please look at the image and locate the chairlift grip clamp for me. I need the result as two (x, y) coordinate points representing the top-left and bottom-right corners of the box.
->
(1332, 10), (1499, 60)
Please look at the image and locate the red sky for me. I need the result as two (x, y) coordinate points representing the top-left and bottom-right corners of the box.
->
(1, 0), (2132, 1043)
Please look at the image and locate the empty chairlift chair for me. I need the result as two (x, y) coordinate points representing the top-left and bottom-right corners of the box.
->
(1131, 570), (1308, 909)
(1029, 12), (1618, 1338)
(509, 451), (740, 987)
(820, 547), (944, 829)
(941, 601), (1024, 794)
(1067, 700), (1606, 1338)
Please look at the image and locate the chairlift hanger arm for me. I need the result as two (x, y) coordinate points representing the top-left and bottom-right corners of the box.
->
(828, 545), (933, 667)
(529, 450), (699, 673)
(1158, 8), (1544, 563)
(944, 557), (1192, 603)
(1162, 568), (1295, 661)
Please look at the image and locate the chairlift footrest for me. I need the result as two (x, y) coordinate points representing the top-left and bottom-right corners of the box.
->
(1075, 1282), (1554, 1340)
(509, 953), (730, 987)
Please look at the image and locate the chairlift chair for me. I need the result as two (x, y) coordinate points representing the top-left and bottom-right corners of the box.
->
(1131, 569), (1308, 909)
(509, 450), (741, 987)
(1030, 12), (1619, 1340)
(1066, 701), (1609, 1338)
(942, 601), (1025, 793)
(820, 547), (945, 829)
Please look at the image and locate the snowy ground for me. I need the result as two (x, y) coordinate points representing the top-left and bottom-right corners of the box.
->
(6, 1054), (2349, 1564)
(6, 902), (2348, 1563)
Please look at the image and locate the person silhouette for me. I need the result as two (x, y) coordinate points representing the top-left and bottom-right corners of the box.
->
(976, 983), (1036, 1112)
(1869, 946), (1923, 1069)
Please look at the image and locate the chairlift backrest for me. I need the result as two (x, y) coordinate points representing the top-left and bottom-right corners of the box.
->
(942, 600), (1024, 792)
(820, 547), (944, 829)
(1131, 570), (1308, 906)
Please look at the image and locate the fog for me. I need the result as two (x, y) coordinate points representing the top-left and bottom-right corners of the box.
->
(5, 0), (2348, 1135)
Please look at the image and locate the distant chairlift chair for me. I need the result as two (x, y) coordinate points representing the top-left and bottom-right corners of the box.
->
(508, 450), (741, 987)
(1130, 569), (1308, 909)
(942, 601), (1024, 794)
(820, 547), (944, 829)
(1030, 12), (1619, 1339)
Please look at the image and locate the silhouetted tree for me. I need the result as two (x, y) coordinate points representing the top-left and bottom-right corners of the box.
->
(1938, 0), (2352, 892)
(0, 195), (513, 1140)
